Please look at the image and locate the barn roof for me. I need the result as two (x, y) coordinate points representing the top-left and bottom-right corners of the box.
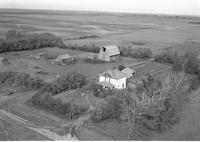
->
(102, 45), (120, 56)
(121, 67), (135, 74)
(99, 68), (127, 80)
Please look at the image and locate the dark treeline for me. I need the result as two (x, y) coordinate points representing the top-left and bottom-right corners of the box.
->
(0, 71), (45, 91)
(30, 71), (89, 120)
(0, 30), (63, 53)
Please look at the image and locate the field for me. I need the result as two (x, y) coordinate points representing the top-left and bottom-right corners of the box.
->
(0, 9), (200, 54)
(0, 8), (199, 140)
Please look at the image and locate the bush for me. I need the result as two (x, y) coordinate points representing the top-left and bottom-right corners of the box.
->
(0, 31), (63, 53)
(31, 92), (87, 120)
(129, 48), (152, 58)
(38, 71), (88, 95)
(91, 95), (122, 122)
(0, 71), (45, 90)
(62, 44), (100, 53)
(154, 50), (178, 64)
(30, 71), (89, 120)
(155, 51), (200, 90)
(89, 82), (117, 98)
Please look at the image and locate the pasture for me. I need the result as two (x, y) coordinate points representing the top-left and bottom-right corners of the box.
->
(0, 9), (200, 54)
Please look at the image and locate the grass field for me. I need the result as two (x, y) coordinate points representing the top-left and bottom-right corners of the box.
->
(0, 8), (200, 54)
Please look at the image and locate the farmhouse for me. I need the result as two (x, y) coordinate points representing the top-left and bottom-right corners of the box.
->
(99, 68), (127, 89)
(98, 45), (120, 62)
(121, 67), (136, 78)
(55, 54), (73, 64)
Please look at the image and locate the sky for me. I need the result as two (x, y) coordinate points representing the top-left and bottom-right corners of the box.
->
(0, 0), (200, 16)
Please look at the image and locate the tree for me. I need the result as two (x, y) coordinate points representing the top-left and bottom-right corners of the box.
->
(121, 71), (190, 139)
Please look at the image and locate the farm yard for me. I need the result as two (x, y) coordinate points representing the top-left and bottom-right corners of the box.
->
(0, 8), (199, 141)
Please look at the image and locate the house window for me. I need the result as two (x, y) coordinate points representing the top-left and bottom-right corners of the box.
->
(122, 83), (124, 88)
(103, 47), (106, 52)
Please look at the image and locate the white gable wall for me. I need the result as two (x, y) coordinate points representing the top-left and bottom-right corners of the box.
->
(99, 75), (126, 89)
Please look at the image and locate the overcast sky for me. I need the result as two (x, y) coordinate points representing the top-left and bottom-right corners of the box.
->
(1, 0), (200, 16)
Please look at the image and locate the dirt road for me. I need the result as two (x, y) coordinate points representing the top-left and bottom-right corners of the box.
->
(0, 109), (78, 140)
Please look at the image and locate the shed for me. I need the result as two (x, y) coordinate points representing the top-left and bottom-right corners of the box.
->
(121, 67), (136, 78)
(98, 45), (120, 62)
(34, 53), (48, 60)
(55, 54), (73, 64)
(0, 57), (9, 65)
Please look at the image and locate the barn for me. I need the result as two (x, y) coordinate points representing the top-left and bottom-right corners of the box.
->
(98, 45), (120, 62)
(99, 68), (127, 89)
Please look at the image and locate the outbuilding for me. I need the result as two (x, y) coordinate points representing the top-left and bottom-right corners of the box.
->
(98, 45), (120, 62)
(0, 57), (9, 65)
(55, 54), (74, 64)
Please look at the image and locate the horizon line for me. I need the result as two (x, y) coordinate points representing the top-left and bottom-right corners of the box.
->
(0, 7), (200, 18)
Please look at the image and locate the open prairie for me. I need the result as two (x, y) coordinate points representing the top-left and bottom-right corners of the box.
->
(0, 9), (200, 54)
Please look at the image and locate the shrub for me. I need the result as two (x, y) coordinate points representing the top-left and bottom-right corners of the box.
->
(118, 65), (126, 71)
(31, 92), (87, 120)
(91, 95), (122, 122)
(0, 31), (63, 53)
(89, 82), (117, 98)
(5, 30), (22, 40)
(154, 50), (178, 64)
(155, 51), (200, 90)
(0, 71), (45, 90)
(38, 71), (88, 95)
(129, 48), (152, 58)
(30, 71), (89, 120)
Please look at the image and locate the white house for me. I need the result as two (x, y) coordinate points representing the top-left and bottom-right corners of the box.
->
(99, 69), (127, 89)
(98, 45), (120, 62)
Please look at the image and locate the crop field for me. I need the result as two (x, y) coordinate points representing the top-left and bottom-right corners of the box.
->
(0, 9), (200, 54)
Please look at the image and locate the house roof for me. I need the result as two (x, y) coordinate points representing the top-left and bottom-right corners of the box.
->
(121, 67), (135, 74)
(99, 69), (127, 80)
(102, 45), (120, 56)
(56, 54), (71, 61)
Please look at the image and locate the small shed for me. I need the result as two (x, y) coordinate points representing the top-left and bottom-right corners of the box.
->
(34, 53), (48, 60)
(98, 45), (120, 62)
(0, 57), (9, 65)
(121, 67), (136, 78)
(55, 54), (73, 64)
